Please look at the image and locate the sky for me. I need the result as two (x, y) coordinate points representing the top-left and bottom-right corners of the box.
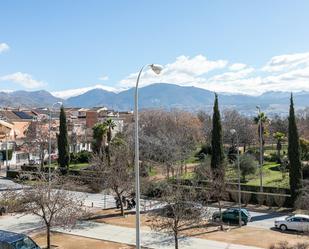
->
(1, 0), (309, 98)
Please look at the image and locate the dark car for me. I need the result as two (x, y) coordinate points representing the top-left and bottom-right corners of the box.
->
(0, 230), (41, 249)
(212, 208), (251, 225)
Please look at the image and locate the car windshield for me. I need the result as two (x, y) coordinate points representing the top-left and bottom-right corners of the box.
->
(10, 237), (39, 249)
(241, 209), (250, 216)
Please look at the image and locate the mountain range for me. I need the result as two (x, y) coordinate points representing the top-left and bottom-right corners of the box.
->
(0, 83), (308, 115)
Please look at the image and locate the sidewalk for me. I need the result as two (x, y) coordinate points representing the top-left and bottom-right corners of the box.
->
(54, 221), (263, 249)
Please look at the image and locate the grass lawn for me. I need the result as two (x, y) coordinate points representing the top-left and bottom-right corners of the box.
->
(245, 162), (289, 188)
(49, 162), (89, 170)
(148, 167), (157, 177)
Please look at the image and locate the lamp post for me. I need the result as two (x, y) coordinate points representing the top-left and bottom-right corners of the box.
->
(5, 132), (9, 171)
(256, 106), (263, 192)
(48, 102), (62, 183)
(230, 129), (242, 227)
(134, 64), (163, 249)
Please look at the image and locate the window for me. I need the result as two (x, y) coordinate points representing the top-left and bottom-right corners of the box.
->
(289, 217), (302, 222)
(10, 237), (39, 249)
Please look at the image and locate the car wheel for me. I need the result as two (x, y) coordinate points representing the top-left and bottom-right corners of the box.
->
(242, 220), (247, 226)
(280, 224), (287, 231)
(215, 217), (221, 223)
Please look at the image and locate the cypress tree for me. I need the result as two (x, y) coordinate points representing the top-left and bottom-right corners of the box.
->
(58, 105), (70, 174)
(288, 93), (302, 203)
(211, 93), (225, 176)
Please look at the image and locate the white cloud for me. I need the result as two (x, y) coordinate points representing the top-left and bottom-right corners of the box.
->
(229, 63), (247, 71)
(262, 52), (309, 72)
(99, 75), (109, 81)
(0, 72), (46, 89)
(120, 55), (227, 87)
(119, 52), (309, 95)
(0, 43), (9, 53)
(52, 84), (119, 99)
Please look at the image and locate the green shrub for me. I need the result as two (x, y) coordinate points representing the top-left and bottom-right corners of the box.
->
(238, 154), (257, 181)
(300, 138), (309, 161)
(70, 150), (91, 164)
(241, 192), (252, 206)
(264, 153), (279, 163)
(196, 144), (212, 160)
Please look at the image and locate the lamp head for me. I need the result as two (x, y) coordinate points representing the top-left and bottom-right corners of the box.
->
(150, 64), (163, 75)
(230, 129), (237, 135)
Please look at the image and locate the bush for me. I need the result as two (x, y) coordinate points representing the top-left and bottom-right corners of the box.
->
(300, 138), (309, 161)
(70, 150), (91, 164)
(274, 192), (286, 208)
(238, 154), (257, 181)
(270, 241), (309, 249)
(302, 163), (309, 179)
(196, 144), (212, 160)
(257, 194), (265, 205)
(266, 194), (274, 207)
(6, 170), (19, 179)
(229, 190), (239, 203)
(142, 181), (168, 198)
(241, 192), (252, 206)
(227, 146), (238, 163)
(264, 153), (279, 163)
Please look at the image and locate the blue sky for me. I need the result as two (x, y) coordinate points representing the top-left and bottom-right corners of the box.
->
(1, 0), (309, 97)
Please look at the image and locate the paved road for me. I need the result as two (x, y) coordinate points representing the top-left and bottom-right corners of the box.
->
(0, 177), (22, 190)
(0, 214), (262, 249)
(55, 221), (263, 249)
(0, 176), (289, 231)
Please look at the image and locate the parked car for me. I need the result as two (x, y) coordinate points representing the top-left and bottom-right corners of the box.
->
(274, 214), (309, 232)
(212, 208), (251, 225)
(0, 230), (41, 249)
(29, 159), (40, 166)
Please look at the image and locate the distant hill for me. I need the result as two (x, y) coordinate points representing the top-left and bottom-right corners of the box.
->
(0, 90), (62, 108)
(0, 83), (308, 115)
(65, 83), (309, 115)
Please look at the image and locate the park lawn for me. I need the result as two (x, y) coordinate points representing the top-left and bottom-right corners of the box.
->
(246, 162), (289, 188)
(225, 162), (289, 188)
(148, 167), (157, 177)
(69, 163), (89, 170)
(50, 162), (89, 170)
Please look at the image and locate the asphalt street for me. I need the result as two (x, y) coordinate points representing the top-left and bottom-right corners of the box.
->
(0, 176), (289, 231)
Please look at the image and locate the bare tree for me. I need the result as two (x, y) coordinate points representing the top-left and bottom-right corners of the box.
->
(139, 110), (202, 178)
(222, 109), (255, 152)
(150, 183), (206, 249)
(92, 134), (134, 216)
(195, 160), (226, 230)
(23, 119), (57, 170)
(2, 174), (86, 249)
(270, 241), (309, 249)
(295, 180), (309, 210)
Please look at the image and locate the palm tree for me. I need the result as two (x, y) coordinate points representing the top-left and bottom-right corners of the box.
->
(253, 112), (269, 163)
(104, 118), (116, 166)
(92, 123), (108, 158)
(273, 132), (285, 163)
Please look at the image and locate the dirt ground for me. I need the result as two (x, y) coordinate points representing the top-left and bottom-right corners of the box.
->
(91, 208), (153, 229)
(32, 232), (134, 249)
(91, 208), (309, 249)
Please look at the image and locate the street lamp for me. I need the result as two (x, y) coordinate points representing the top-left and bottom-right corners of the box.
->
(5, 132), (9, 171)
(49, 102), (62, 183)
(134, 64), (163, 249)
(230, 129), (242, 227)
(256, 106), (263, 192)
